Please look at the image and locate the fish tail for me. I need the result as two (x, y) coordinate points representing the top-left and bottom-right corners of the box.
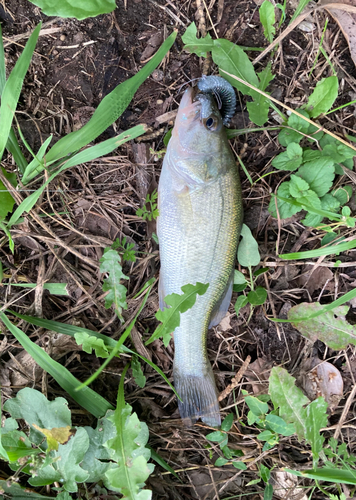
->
(174, 366), (221, 427)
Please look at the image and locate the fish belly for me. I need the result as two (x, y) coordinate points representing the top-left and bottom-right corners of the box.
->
(158, 159), (241, 426)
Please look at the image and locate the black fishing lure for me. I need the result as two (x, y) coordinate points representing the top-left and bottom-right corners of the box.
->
(197, 75), (236, 127)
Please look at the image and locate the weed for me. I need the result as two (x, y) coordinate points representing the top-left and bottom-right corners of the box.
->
(234, 224), (268, 319)
(136, 190), (159, 221)
(112, 236), (137, 263)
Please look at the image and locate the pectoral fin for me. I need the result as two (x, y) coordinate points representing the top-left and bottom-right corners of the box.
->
(209, 271), (233, 328)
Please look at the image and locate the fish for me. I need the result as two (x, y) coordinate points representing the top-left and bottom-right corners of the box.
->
(157, 85), (243, 427)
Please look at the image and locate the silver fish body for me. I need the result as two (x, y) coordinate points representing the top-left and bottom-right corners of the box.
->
(157, 87), (243, 426)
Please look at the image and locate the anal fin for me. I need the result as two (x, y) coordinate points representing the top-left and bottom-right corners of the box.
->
(209, 271), (234, 328)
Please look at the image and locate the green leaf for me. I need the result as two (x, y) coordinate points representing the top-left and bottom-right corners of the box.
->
(4, 388), (71, 446)
(247, 286), (267, 306)
(320, 193), (340, 213)
(244, 395), (269, 417)
(0, 24), (41, 162)
(234, 270), (247, 285)
(246, 63), (274, 125)
(263, 484), (274, 500)
(81, 412), (116, 483)
(1, 429), (35, 462)
(146, 282), (209, 347)
(30, 427), (90, 492)
(100, 249), (128, 321)
(234, 295), (248, 314)
(237, 224), (260, 267)
(332, 186), (352, 206)
(75, 332), (110, 358)
(297, 156), (335, 197)
(246, 64), (274, 126)
(268, 367), (309, 440)
(305, 397), (328, 467)
(288, 303), (356, 349)
(288, 109), (310, 134)
(0, 168), (16, 221)
(215, 457), (229, 466)
(269, 182), (301, 219)
(265, 414), (295, 436)
(278, 127), (304, 146)
(305, 76), (339, 117)
(257, 430), (276, 442)
(307, 121), (324, 141)
(320, 135), (355, 161)
(212, 39), (260, 99)
(182, 22), (213, 57)
(27, 0), (116, 19)
(259, 0), (276, 43)
(260, 464), (271, 482)
(0, 313), (113, 419)
(131, 355), (146, 388)
(22, 31), (176, 183)
(222, 445), (232, 459)
(272, 143), (303, 171)
(206, 431), (225, 442)
(303, 149), (322, 162)
(0, 481), (55, 499)
(221, 413), (234, 432)
(104, 370), (154, 499)
(288, 175), (310, 198)
(232, 461), (247, 470)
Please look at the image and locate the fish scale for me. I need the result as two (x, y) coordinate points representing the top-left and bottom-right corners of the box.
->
(157, 86), (242, 426)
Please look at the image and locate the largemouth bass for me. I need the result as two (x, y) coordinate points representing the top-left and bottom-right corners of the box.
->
(157, 86), (243, 427)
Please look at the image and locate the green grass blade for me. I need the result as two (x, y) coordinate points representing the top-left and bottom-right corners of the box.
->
(149, 448), (180, 480)
(0, 312), (113, 418)
(0, 24), (6, 93)
(279, 238), (356, 260)
(6, 129), (28, 174)
(271, 287), (356, 324)
(0, 23), (41, 162)
(22, 30), (177, 183)
(8, 124), (146, 227)
(8, 309), (179, 396)
(3, 283), (69, 295)
(289, 0), (312, 23)
(76, 284), (153, 390)
(285, 467), (356, 485)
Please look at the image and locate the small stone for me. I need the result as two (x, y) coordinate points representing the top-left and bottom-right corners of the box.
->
(156, 99), (163, 105)
(60, 34), (66, 41)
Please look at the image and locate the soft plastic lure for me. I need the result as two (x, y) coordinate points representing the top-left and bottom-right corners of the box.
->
(197, 75), (236, 126)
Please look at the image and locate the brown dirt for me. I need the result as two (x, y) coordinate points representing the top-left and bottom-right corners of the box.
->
(1, 0), (356, 499)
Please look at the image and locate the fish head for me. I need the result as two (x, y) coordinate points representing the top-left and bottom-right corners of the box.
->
(169, 87), (228, 185)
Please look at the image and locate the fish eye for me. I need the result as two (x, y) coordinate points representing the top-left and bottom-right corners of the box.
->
(205, 116), (218, 130)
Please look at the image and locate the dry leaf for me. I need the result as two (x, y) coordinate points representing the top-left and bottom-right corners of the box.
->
(320, 0), (356, 67)
(245, 357), (273, 395)
(301, 357), (344, 411)
(273, 471), (308, 500)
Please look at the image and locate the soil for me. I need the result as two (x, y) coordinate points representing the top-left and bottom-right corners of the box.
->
(1, 0), (356, 499)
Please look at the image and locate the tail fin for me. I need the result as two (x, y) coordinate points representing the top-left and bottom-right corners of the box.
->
(174, 367), (221, 427)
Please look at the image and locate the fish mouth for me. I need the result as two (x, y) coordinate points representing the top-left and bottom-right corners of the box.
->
(177, 86), (217, 125)
(176, 87), (200, 123)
